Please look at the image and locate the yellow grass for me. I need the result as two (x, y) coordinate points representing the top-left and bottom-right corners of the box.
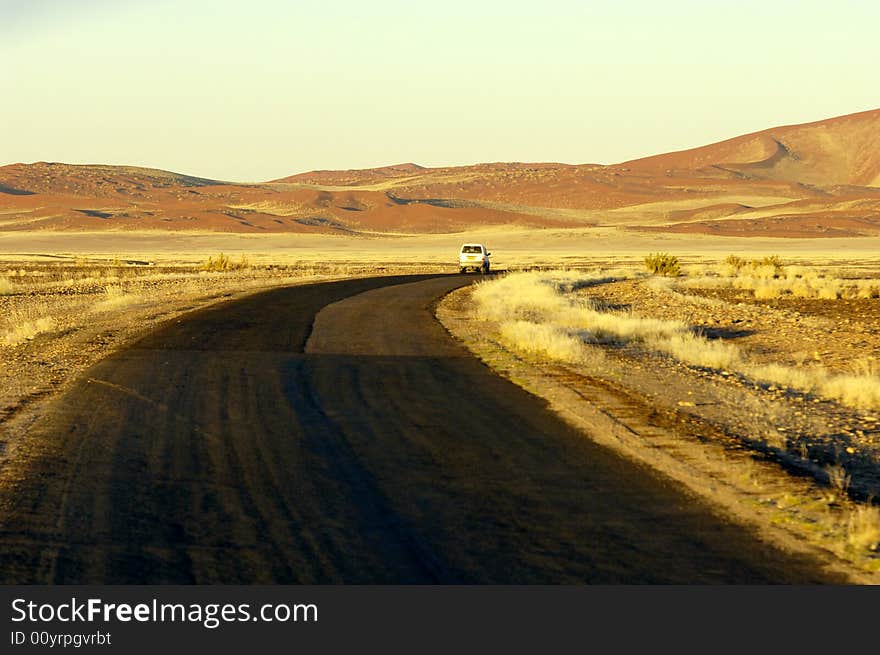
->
(2, 316), (57, 346)
(753, 282), (781, 300)
(5, 227), (880, 270)
(201, 253), (250, 272)
(652, 331), (740, 370)
(498, 321), (589, 363)
(686, 256), (879, 300)
(92, 285), (139, 313)
(473, 270), (740, 370)
(820, 374), (880, 408)
(847, 505), (880, 552)
(474, 269), (880, 409)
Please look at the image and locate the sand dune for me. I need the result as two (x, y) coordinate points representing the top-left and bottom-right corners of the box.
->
(620, 108), (880, 187)
(2, 109), (878, 237)
(274, 162), (427, 186)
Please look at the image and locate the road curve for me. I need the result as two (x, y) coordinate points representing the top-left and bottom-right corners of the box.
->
(0, 274), (846, 583)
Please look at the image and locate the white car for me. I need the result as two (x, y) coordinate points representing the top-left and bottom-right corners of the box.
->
(459, 243), (491, 274)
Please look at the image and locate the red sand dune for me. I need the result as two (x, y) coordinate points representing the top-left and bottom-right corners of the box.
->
(619, 108), (880, 187)
(276, 162), (427, 186)
(2, 109), (878, 236)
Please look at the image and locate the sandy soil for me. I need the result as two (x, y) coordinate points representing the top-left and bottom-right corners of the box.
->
(4, 228), (880, 268)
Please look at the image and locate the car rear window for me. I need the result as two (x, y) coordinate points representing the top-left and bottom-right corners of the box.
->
(461, 245), (482, 253)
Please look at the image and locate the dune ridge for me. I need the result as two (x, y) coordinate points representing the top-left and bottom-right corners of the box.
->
(2, 109), (878, 237)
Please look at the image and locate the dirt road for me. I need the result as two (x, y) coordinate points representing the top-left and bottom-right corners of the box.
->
(0, 275), (847, 583)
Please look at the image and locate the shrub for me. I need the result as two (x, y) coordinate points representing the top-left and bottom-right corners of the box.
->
(752, 254), (783, 269)
(644, 253), (680, 277)
(749, 264), (780, 280)
(0, 277), (13, 295)
(201, 253), (250, 272)
(720, 254), (783, 278)
(724, 254), (745, 271)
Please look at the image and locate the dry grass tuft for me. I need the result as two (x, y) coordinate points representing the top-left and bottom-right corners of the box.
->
(92, 285), (139, 313)
(2, 316), (57, 346)
(652, 331), (740, 370)
(498, 321), (589, 363)
(753, 283), (781, 300)
(749, 363), (817, 393)
(820, 374), (880, 409)
(846, 505), (880, 552)
(746, 362), (880, 409)
(201, 253), (250, 272)
(826, 464), (852, 495)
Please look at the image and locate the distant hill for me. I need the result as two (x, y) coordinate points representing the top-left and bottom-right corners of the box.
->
(274, 163), (427, 186)
(0, 162), (223, 198)
(619, 108), (880, 187)
(2, 109), (879, 236)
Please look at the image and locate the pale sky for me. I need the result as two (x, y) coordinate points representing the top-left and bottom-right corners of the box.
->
(2, 0), (878, 182)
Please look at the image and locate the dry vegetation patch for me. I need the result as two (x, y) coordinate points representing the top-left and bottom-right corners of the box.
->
(439, 263), (880, 576)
